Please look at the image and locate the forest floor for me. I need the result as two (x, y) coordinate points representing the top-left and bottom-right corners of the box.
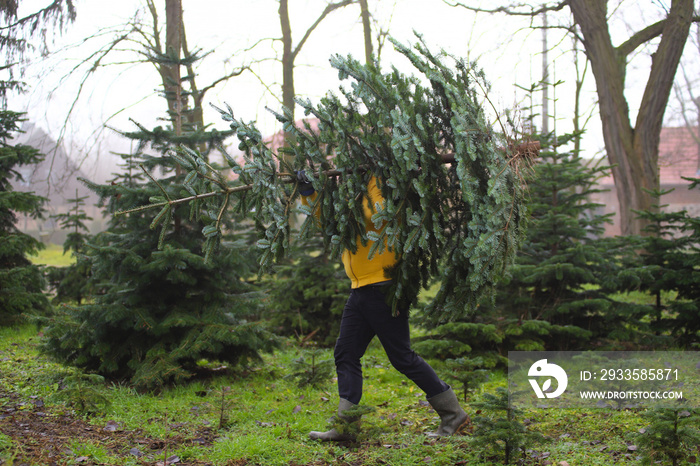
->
(3, 324), (694, 466)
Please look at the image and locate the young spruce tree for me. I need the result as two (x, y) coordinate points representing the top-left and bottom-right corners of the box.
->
(494, 132), (628, 349)
(40, 124), (278, 390)
(636, 407), (700, 466)
(0, 110), (51, 325)
(39, 19), (282, 388)
(46, 190), (93, 304)
(471, 387), (543, 465)
(629, 181), (700, 348)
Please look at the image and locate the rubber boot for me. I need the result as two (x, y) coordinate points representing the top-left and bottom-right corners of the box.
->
(309, 398), (359, 441)
(427, 387), (469, 436)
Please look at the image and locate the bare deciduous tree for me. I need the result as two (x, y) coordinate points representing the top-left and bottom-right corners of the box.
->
(448, 0), (698, 236)
(36, 0), (255, 172)
(0, 0), (76, 100)
(669, 15), (700, 173)
(278, 0), (355, 123)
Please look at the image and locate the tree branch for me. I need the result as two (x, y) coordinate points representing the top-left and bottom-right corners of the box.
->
(443, 1), (582, 44)
(199, 66), (249, 97)
(0, 0), (76, 30)
(115, 141), (540, 217)
(443, 0), (570, 17)
(617, 15), (700, 58)
(634, 0), (695, 143)
(292, 0), (356, 61)
(145, 0), (162, 53)
(616, 19), (665, 58)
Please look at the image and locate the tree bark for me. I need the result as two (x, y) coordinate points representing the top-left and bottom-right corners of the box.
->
(572, 31), (588, 157)
(570, 0), (694, 236)
(164, 0), (183, 136)
(163, 0), (183, 234)
(359, 0), (373, 64)
(279, 0), (296, 123)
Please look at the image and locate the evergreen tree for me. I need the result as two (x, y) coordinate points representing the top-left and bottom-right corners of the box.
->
(471, 387), (543, 465)
(635, 407), (700, 466)
(284, 347), (335, 388)
(629, 181), (700, 348)
(264, 236), (347, 347)
(39, 17), (280, 389)
(0, 0), (76, 326)
(0, 110), (50, 325)
(54, 372), (111, 416)
(494, 133), (625, 349)
(46, 190), (93, 304)
(40, 125), (278, 390)
(412, 320), (504, 365)
(443, 356), (491, 403)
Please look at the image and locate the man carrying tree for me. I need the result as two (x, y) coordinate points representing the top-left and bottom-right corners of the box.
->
(117, 36), (527, 436)
(298, 172), (469, 440)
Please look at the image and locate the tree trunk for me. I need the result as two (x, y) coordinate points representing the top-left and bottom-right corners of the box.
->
(164, 0), (183, 136)
(278, 0), (355, 126)
(164, 0), (183, 234)
(359, 0), (372, 64)
(279, 0), (295, 122)
(572, 31), (586, 156)
(570, 0), (693, 236)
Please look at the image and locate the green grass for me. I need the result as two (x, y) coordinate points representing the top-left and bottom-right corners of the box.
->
(68, 439), (121, 464)
(28, 242), (75, 267)
(0, 432), (14, 463)
(1, 326), (695, 465)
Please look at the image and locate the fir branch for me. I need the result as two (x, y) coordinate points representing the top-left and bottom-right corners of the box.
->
(115, 37), (537, 321)
(114, 144), (538, 219)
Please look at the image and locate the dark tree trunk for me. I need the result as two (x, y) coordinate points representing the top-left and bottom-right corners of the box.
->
(570, 0), (693, 236)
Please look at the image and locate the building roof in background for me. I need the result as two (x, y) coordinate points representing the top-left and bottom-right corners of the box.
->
(598, 126), (699, 186)
(658, 126), (699, 184)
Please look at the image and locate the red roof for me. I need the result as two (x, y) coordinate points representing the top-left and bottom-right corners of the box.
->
(658, 126), (700, 184)
(598, 126), (700, 185)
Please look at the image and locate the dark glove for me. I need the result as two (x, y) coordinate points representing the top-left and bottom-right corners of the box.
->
(296, 170), (315, 196)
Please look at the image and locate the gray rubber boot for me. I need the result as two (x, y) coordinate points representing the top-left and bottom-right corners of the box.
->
(309, 398), (359, 441)
(427, 387), (469, 436)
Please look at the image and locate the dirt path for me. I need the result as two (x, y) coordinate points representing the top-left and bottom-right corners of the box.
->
(0, 389), (218, 466)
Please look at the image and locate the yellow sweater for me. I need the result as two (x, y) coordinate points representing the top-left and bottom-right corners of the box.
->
(302, 177), (398, 288)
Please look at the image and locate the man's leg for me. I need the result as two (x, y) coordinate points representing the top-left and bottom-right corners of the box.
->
(359, 286), (449, 397)
(334, 289), (376, 404)
(310, 289), (375, 441)
(357, 286), (468, 435)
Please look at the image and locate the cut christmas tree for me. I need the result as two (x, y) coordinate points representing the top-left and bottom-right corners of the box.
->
(130, 35), (534, 322)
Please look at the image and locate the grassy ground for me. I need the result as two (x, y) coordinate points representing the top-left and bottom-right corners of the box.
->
(28, 243), (75, 267)
(6, 246), (696, 464)
(1, 325), (689, 466)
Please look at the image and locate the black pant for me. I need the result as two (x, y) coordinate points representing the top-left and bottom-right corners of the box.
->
(334, 284), (449, 404)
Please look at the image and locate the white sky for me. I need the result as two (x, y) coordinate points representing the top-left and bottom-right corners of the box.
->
(9, 0), (697, 181)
